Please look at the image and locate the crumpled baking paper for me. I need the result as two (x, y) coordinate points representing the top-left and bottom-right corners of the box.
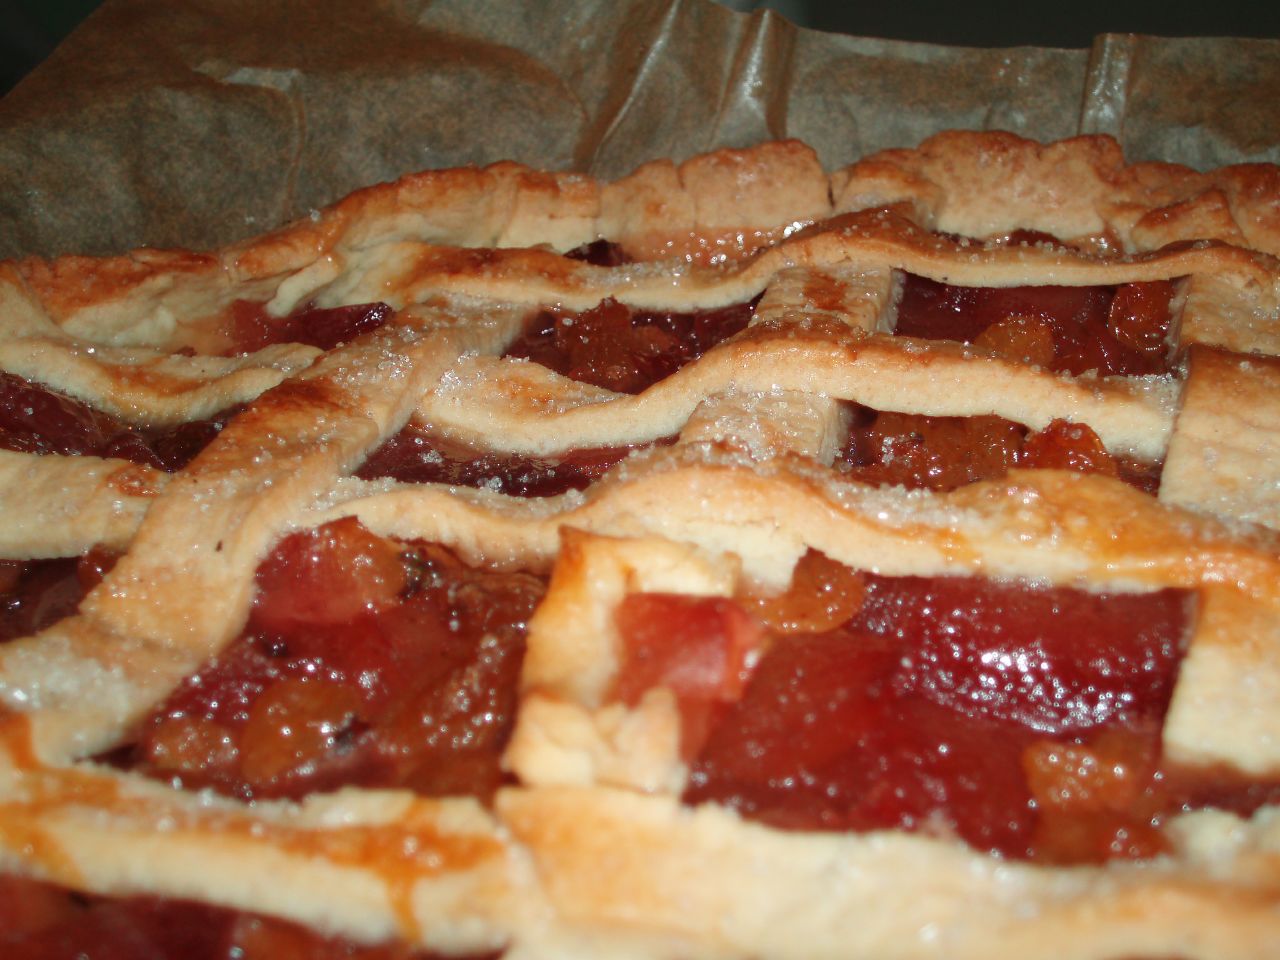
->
(2, 0), (1277, 259)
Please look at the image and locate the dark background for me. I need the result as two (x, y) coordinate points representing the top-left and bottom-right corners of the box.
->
(731, 0), (1280, 47)
(2, 0), (98, 94)
(4, 0), (1280, 95)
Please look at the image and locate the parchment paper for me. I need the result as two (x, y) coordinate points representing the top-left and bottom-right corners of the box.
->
(1, 0), (1277, 259)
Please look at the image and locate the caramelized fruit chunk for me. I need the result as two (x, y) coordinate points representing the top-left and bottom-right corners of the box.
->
(839, 407), (1024, 491)
(503, 296), (758, 394)
(0, 874), (492, 960)
(894, 275), (1176, 377)
(238, 678), (365, 785)
(1021, 419), (1162, 494)
(740, 549), (868, 635)
(689, 629), (1033, 849)
(0, 548), (119, 643)
(223, 300), (394, 355)
(251, 517), (408, 628)
(358, 421), (668, 497)
(613, 594), (762, 756)
(1020, 418), (1117, 477)
(1108, 280), (1176, 355)
(684, 559), (1211, 861)
(0, 372), (242, 472)
(1021, 727), (1167, 863)
(973, 315), (1056, 367)
(838, 406), (1162, 494)
(131, 518), (545, 801)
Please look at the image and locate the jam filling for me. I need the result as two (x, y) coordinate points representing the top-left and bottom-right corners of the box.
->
(564, 239), (629, 266)
(839, 407), (1161, 494)
(0, 372), (242, 473)
(502, 296), (758, 394)
(618, 551), (1280, 863)
(220, 300), (394, 355)
(357, 421), (670, 497)
(894, 275), (1176, 378)
(1, 303), (393, 465)
(125, 518), (545, 803)
(0, 874), (494, 960)
(0, 548), (118, 643)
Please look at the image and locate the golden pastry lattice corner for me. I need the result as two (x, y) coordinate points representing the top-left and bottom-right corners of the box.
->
(1, 131), (1280, 958)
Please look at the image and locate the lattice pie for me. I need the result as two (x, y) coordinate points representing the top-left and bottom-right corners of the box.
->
(4, 131), (1280, 958)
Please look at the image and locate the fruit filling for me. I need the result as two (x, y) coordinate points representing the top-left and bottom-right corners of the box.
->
(839, 408), (1161, 493)
(0, 548), (118, 643)
(502, 296), (758, 394)
(894, 275), (1176, 377)
(564, 239), (629, 266)
(616, 551), (1280, 863)
(0, 372), (241, 472)
(220, 300), (394, 355)
(358, 420), (670, 497)
(126, 518), (545, 802)
(0, 874), (494, 960)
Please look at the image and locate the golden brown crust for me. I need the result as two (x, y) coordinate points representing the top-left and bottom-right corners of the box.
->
(1160, 346), (1280, 530)
(2, 132), (1280, 958)
(499, 786), (1280, 960)
(832, 129), (1280, 257)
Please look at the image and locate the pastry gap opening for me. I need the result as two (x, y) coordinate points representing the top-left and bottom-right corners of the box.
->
(501, 294), (761, 394)
(834, 401), (1164, 494)
(214, 299), (394, 356)
(610, 549), (1280, 864)
(357, 417), (676, 498)
(887, 260), (1182, 378)
(563, 239), (630, 266)
(0, 547), (119, 644)
(0, 372), (246, 472)
(111, 518), (546, 805)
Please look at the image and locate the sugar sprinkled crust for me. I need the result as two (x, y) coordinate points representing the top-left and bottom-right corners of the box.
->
(2, 131), (1280, 958)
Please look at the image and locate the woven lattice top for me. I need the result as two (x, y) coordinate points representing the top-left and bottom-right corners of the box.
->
(3, 131), (1280, 959)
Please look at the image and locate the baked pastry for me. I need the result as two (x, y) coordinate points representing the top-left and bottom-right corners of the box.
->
(3, 131), (1280, 958)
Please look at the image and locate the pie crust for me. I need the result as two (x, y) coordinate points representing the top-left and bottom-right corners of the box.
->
(3, 131), (1280, 958)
